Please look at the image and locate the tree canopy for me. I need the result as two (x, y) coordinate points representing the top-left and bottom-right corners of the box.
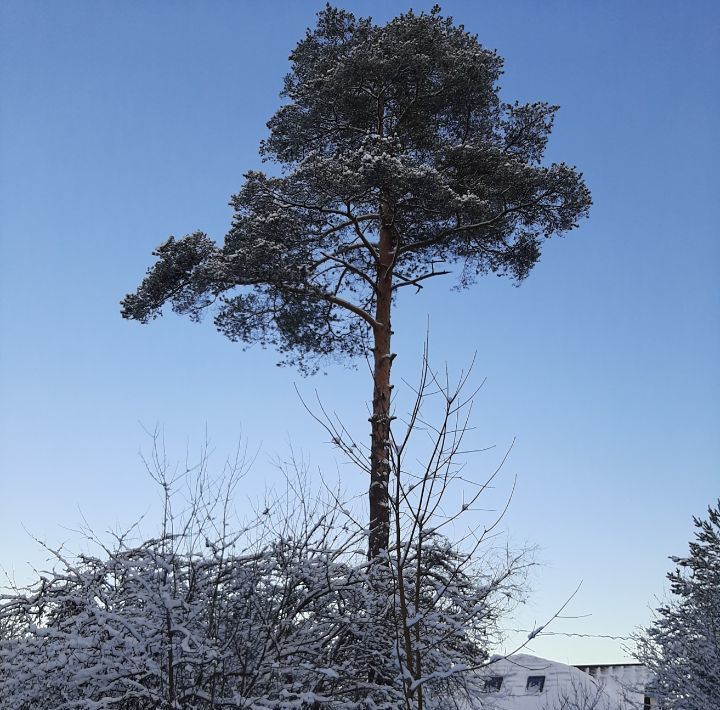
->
(122, 5), (591, 371)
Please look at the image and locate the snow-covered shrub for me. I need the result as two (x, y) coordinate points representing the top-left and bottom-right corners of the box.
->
(1, 356), (528, 708)
(0, 513), (522, 708)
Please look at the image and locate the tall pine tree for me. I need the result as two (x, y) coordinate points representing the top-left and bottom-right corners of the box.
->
(122, 6), (591, 559)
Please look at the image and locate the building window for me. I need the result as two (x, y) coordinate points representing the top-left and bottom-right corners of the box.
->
(644, 697), (651, 709)
(526, 675), (546, 692)
(483, 676), (503, 692)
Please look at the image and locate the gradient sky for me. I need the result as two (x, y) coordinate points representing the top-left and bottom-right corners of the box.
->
(1, 1), (718, 665)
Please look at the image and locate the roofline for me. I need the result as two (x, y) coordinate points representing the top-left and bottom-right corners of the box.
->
(574, 662), (645, 669)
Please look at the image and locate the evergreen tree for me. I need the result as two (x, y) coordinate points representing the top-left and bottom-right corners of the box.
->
(121, 6), (591, 559)
(636, 501), (720, 709)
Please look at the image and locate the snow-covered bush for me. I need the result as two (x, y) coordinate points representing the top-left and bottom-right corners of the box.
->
(1, 357), (528, 709)
(0, 500), (522, 708)
(635, 500), (720, 710)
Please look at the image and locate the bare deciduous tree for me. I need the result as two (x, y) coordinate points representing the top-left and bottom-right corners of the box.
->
(304, 343), (531, 708)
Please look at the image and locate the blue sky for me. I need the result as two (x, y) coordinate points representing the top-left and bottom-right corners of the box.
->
(1, 1), (718, 664)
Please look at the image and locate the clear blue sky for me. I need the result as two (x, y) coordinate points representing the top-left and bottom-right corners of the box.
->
(1, 1), (718, 665)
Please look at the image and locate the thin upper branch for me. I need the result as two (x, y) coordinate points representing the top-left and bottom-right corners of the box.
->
(392, 269), (452, 293)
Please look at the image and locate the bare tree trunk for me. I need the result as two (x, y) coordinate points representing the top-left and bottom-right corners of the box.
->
(368, 221), (395, 560)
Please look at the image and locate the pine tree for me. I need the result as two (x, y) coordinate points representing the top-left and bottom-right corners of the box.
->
(636, 501), (720, 709)
(121, 6), (591, 559)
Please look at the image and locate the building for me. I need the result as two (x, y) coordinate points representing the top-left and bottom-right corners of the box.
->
(575, 663), (659, 709)
(471, 654), (658, 709)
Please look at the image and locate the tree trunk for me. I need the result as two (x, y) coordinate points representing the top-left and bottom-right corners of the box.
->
(368, 222), (395, 560)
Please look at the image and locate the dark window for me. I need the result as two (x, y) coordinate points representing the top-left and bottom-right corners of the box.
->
(483, 676), (503, 692)
(644, 697), (651, 709)
(526, 675), (546, 692)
